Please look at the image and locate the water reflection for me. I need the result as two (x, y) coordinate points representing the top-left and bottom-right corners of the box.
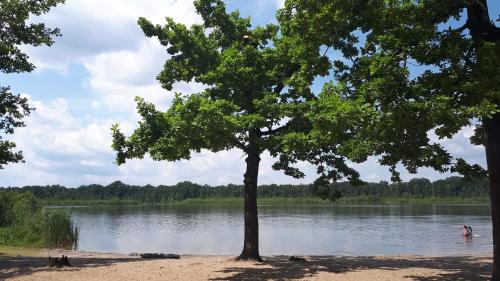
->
(69, 204), (492, 256)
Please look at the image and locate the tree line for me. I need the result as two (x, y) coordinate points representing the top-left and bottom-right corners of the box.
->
(0, 177), (489, 204)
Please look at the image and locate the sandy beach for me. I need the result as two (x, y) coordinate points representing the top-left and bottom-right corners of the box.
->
(0, 249), (492, 280)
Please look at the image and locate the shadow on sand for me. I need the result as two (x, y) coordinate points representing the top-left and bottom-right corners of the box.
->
(0, 254), (142, 280)
(212, 255), (492, 281)
(0, 254), (492, 280)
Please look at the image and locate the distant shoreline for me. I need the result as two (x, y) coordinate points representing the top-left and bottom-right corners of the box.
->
(41, 196), (491, 207)
(3, 176), (490, 207)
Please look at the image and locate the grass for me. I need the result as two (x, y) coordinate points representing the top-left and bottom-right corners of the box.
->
(0, 244), (42, 256)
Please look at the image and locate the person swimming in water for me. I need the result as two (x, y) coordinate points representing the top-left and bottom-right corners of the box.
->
(463, 225), (472, 237)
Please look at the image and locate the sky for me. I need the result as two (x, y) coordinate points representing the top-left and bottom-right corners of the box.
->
(1, 0), (498, 187)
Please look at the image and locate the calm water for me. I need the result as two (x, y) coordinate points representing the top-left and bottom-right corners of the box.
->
(70, 204), (492, 256)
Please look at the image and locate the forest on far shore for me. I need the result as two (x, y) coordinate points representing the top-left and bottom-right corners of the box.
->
(0, 176), (489, 205)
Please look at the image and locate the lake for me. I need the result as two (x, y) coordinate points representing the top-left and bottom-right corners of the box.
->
(69, 204), (492, 256)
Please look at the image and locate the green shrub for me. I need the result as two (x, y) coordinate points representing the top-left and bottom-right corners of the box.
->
(0, 191), (77, 248)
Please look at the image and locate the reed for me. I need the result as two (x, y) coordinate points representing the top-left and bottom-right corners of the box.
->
(0, 191), (77, 248)
(40, 208), (78, 248)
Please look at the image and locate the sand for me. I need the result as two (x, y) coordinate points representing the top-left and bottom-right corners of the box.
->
(0, 249), (492, 280)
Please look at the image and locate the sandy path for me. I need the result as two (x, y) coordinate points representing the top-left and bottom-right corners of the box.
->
(0, 249), (492, 280)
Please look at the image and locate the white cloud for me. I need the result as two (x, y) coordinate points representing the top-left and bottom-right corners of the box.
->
(81, 24), (207, 114)
(25, 0), (202, 73)
(82, 46), (203, 113)
(16, 98), (113, 156)
(429, 126), (485, 163)
(275, 0), (286, 8)
(84, 39), (165, 87)
(31, 98), (76, 129)
(1, 97), (117, 186)
(80, 160), (105, 167)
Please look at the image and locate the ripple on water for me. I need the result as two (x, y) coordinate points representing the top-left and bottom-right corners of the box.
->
(71, 204), (492, 255)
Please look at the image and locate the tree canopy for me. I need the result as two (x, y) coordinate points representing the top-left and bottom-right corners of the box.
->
(278, 0), (498, 181)
(0, 0), (65, 168)
(111, 0), (371, 187)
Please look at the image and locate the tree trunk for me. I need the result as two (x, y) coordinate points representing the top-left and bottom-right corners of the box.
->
(484, 112), (500, 281)
(466, 2), (499, 279)
(237, 147), (262, 261)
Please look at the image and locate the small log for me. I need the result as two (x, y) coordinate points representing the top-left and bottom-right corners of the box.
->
(139, 253), (180, 259)
(289, 256), (307, 262)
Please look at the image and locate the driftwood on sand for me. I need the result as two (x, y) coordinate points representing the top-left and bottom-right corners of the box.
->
(138, 253), (180, 259)
(289, 256), (307, 262)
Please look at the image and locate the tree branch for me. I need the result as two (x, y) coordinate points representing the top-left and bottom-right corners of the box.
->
(466, 0), (500, 42)
(273, 64), (300, 95)
(452, 22), (469, 33)
(234, 140), (248, 151)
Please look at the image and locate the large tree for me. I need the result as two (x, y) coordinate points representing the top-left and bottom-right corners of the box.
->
(278, 0), (500, 278)
(111, 0), (368, 260)
(0, 0), (65, 168)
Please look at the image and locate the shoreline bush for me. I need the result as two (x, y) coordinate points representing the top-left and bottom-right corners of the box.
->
(0, 191), (77, 248)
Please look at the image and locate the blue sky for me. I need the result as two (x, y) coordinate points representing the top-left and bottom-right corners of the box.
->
(1, 0), (497, 187)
